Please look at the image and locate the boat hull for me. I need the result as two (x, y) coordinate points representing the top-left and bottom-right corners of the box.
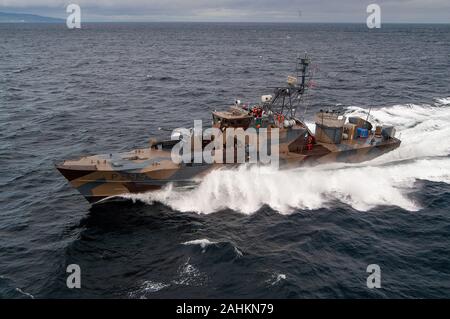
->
(56, 137), (401, 204)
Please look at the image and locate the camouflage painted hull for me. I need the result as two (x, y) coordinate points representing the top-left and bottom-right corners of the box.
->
(56, 136), (400, 204)
(56, 149), (218, 203)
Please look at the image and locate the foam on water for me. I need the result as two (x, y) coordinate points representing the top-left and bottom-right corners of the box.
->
(182, 239), (218, 252)
(182, 239), (217, 248)
(128, 280), (169, 298)
(266, 273), (287, 286)
(126, 99), (450, 214)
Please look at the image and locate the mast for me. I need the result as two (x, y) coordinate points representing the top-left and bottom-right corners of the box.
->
(298, 53), (310, 92)
(264, 53), (311, 119)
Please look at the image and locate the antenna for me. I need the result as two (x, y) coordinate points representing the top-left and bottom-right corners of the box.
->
(265, 52), (312, 120)
(365, 106), (372, 122)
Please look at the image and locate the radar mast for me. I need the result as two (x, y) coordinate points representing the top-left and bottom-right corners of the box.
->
(260, 53), (312, 120)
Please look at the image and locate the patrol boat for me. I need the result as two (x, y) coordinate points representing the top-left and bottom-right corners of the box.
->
(56, 55), (401, 203)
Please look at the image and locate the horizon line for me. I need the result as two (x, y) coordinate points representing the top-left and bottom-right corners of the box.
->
(2, 20), (450, 25)
(0, 11), (449, 24)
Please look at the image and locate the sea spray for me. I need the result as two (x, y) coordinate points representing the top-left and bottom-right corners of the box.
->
(125, 99), (450, 214)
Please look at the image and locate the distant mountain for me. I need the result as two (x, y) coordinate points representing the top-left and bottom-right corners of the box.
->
(0, 12), (64, 23)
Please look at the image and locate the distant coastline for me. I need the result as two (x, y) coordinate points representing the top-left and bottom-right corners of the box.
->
(0, 12), (64, 23)
(0, 11), (448, 24)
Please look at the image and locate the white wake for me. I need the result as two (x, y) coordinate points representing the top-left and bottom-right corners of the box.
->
(126, 98), (450, 214)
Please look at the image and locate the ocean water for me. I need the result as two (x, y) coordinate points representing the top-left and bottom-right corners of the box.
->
(0, 22), (449, 298)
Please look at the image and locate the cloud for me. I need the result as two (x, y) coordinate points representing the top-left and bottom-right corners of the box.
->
(0, 0), (449, 22)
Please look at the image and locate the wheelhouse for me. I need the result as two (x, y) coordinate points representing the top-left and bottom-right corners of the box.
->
(212, 108), (253, 130)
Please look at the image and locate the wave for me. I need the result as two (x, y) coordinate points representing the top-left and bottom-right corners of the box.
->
(435, 97), (450, 105)
(182, 238), (243, 258)
(126, 98), (450, 214)
(158, 76), (178, 82)
(128, 280), (169, 298)
(128, 258), (208, 298)
(266, 273), (287, 286)
(182, 238), (217, 252)
(172, 258), (207, 286)
(14, 288), (34, 299)
(12, 66), (35, 74)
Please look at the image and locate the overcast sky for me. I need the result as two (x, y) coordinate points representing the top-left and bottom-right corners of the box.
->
(1, 0), (449, 23)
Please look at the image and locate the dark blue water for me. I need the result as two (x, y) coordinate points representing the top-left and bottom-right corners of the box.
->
(0, 23), (449, 298)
